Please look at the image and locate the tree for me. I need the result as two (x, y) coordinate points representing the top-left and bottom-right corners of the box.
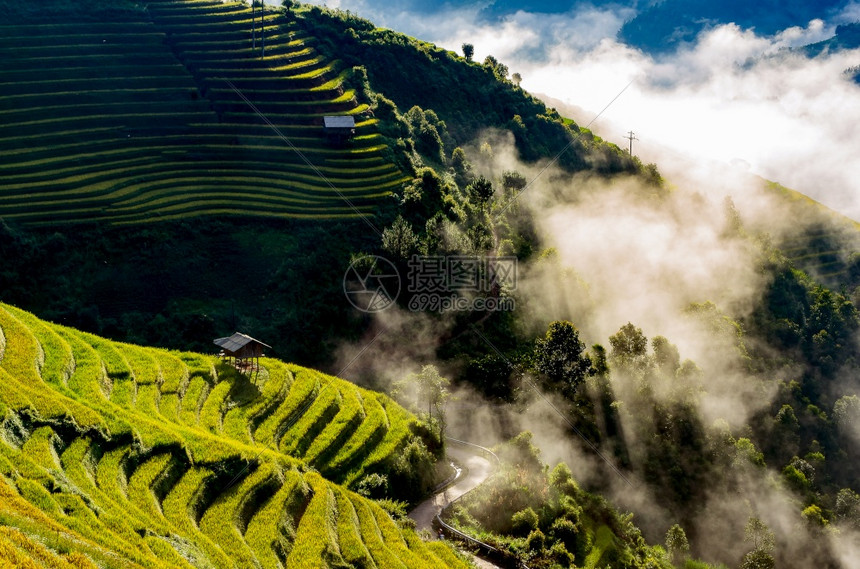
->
(404, 105), (445, 163)
(402, 167), (448, 223)
(399, 365), (450, 435)
(835, 488), (860, 528)
(511, 507), (539, 536)
(466, 175), (494, 205)
(801, 504), (828, 528)
(381, 216), (418, 260)
(534, 321), (595, 397)
(483, 55), (508, 79)
(741, 516), (775, 569)
(609, 322), (648, 371)
(652, 335), (680, 375)
(525, 529), (546, 552)
(834, 394), (860, 430)
(665, 524), (689, 566)
(501, 170), (527, 194)
(741, 549), (775, 569)
(512, 72), (522, 86)
(590, 344), (609, 377)
(450, 147), (473, 188)
(462, 43), (474, 61)
(744, 516), (775, 551)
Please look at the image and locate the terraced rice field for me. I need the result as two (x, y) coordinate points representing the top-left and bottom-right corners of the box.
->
(762, 184), (860, 284)
(0, 0), (408, 225)
(780, 229), (860, 283)
(0, 302), (466, 567)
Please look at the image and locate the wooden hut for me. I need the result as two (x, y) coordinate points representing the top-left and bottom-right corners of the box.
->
(323, 115), (355, 144)
(214, 332), (270, 372)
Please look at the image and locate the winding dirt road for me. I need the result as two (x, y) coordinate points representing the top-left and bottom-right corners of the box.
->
(409, 444), (494, 533)
(408, 443), (501, 569)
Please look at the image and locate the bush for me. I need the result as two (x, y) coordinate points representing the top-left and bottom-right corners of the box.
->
(511, 507), (539, 536)
(355, 473), (389, 499)
(525, 528), (546, 552)
(782, 464), (810, 492)
(388, 436), (436, 502)
(550, 517), (581, 554)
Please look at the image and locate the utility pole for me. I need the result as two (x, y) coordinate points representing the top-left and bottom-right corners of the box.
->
(624, 130), (638, 155)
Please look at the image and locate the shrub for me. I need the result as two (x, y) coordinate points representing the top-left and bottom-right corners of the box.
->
(511, 507), (539, 536)
(525, 528), (546, 552)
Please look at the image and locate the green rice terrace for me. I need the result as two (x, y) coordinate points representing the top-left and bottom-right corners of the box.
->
(762, 183), (860, 287)
(0, 0), (408, 226)
(0, 302), (467, 567)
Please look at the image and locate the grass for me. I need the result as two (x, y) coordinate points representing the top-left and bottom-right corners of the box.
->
(161, 466), (233, 569)
(154, 351), (187, 394)
(278, 386), (342, 456)
(125, 453), (173, 531)
(350, 494), (408, 569)
(584, 524), (615, 569)
(344, 397), (417, 485)
(371, 501), (435, 569)
(285, 472), (343, 568)
(254, 368), (322, 445)
(304, 386), (365, 468)
(0, 307), (70, 422)
(20, 427), (60, 472)
(321, 391), (388, 479)
(179, 376), (210, 427)
(244, 469), (306, 567)
(2, 307), (105, 432)
(198, 463), (273, 568)
(0, 525), (79, 569)
(333, 486), (376, 568)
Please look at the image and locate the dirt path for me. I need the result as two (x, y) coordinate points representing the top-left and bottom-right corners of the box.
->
(409, 443), (502, 568)
(409, 444), (495, 534)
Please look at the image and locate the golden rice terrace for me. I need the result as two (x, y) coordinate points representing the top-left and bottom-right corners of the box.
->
(0, 0), (407, 226)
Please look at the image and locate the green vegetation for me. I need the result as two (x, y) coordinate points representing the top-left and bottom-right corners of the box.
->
(0, 302), (463, 567)
(439, 257), (859, 566)
(445, 433), (672, 568)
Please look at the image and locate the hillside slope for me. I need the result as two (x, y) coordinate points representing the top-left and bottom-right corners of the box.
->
(0, 0), (406, 225)
(765, 182), (860, 288)
(0, 302), (463, 568)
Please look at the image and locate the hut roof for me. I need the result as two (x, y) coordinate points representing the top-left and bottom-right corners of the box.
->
(323, 115), (356, 129)
(213, 332), (271, 353)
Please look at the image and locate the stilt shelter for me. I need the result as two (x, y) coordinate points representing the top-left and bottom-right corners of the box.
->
(214, 332), (270, 372)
